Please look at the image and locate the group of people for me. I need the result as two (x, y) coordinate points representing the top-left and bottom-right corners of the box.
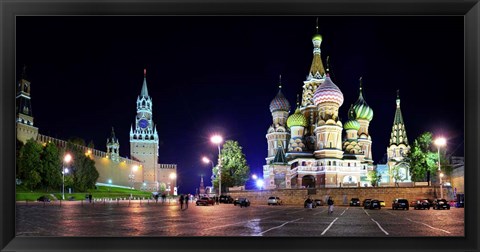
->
(179, 194), (191, 210)
(304, 196), (334, 214)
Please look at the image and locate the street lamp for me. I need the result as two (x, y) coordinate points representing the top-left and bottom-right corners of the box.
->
(434, 137), (446, 199)
(62, 153), (72, 200)
(129, 165), (138, 190)
(169, 173), (177, 195)
(210, 135), (223, 195)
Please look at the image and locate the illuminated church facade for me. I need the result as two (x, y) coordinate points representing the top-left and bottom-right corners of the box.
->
(16, 68), (177, 193)
(263, 23), (410, 189)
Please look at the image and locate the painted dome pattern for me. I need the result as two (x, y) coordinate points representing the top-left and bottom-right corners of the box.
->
(353, 80), (373, 121)
(344, 104), (360, 131)
(269, 89), (291, 113)
(287, 108), (308, 128)
(313, 76), (344, 106)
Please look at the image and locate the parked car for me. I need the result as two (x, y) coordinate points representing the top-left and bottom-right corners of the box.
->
(392, 198), (409, 210)
(267, 196), (282, 205)
(350, 198), (361, 206)
(233, 197), (250, 207)
(379, 200), (386, 207)
(314, 199), (323, 206)
(363, 199), (372, 209)
(369, 200), (381, 209)
(413, 199), (431, 210)
(219, 195), (234, 204)
(432, 199), (450, 210)
(37, 196), (51, 202)
(196, 197), (214, 206)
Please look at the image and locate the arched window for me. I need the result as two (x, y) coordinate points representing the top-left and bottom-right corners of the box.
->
(328, 161), (331, 166)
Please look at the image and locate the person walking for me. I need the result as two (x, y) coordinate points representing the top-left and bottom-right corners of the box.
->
(327, 196), (334, 215)
(179, 194), (184, 210)
(184, 194), (189, 209)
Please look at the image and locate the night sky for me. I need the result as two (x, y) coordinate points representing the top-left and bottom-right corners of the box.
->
(16, 16), (464, 194)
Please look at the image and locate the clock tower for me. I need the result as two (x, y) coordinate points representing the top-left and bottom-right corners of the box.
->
(130, 69), (159, 191)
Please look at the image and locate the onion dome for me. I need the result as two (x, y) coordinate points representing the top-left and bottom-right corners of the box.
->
(287, 95), (308, 128)
(353, 77), (373, 121)
(344, 104), (360, 131)
(313, 74), (344, 106)
(269, 75), (291, 113)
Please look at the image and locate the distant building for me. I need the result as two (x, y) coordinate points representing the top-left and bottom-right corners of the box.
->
(16, 68), (177, 192)
(450, 156), (464, 194)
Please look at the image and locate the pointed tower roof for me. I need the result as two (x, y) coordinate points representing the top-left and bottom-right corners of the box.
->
(140, 68), (149, 97)
(272, 146), (287, 164)
(389, 90), (409, 146)
(307, 18), (326, 80)
(110, 127), (118, 142)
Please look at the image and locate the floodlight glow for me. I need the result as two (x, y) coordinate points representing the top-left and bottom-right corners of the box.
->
(211, 135), (223, 144)
(64, 153), (72, 163)
(256, 179), (264, 188)
(434, 137), (446, 147)
(252, 174), (258, 180)
(202, 157), (210, 164)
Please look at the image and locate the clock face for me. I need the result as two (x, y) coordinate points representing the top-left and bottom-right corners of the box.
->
(139, 119), (149, 129)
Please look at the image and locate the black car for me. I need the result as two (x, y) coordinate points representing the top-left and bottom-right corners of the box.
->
(413, 199), (430, 210)
(37, 196), (50, 202)
(350, 198), (361, 206)
(314, 199), (323, 206)
(219, 195), (234, 204)
(234, 197), (250, 207)
(369, 200), (381, 209)
(392, 198), (409, 210)
(432, 199), (450, 210)
(363, 199), (372, 209)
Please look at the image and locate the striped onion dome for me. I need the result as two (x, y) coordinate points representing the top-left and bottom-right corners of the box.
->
(313, 74), (344, 106)
(269, 76), (291, 113)
(344, 104), (360, 131)
(353, 77), (373, 121)
(287, 107), (308, 128)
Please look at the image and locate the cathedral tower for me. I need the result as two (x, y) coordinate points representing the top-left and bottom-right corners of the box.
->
(387, 90), (410, 182)
(353, 77), (374, 164)
(130, 69), (159, 190)
(300, 21), (327, 151)
(286, 95), (308, 153)
(266, 76), (291, 164)
(16, 66), (39, 143)
(106, 127), (120, 162)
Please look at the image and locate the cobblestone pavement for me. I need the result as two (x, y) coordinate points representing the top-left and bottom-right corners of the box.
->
(16, 200), (464, 237)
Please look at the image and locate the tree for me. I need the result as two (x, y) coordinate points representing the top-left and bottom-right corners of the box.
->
(212, 140), (250, 192)
(404, 132), (440, 182)
(40, 142), (62, 191)
(390, 162), (408, 187)
(66, 140), (99, 192)
(17, 139), (43, 190)
(367, 170), (381, 187)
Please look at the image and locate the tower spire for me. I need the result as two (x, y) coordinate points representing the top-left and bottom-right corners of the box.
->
(140, 68), (149, 97)
(308, 19), (326, 80)
(278, 74), (282, 89)
(316, 17), (319, 33)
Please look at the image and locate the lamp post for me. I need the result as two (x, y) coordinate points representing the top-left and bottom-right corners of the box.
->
(434, 137), (446, 199)
(169, 173), (177, 195)
(62, 153), (72, 200)
(129, 165), (138, 190)
(210, 135), (223, 196)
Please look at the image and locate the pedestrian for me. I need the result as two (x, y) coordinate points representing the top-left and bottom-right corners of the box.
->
(184, 194), (189, 209)
(327, 196), (334, 214)
(88, 194), (92, 203)
(154, 194), (159, 203)
(215, 195), (219, 205)
(161, 193), (166, 204)
(306, 196), (313, 209)
(179, 194), (184, 210)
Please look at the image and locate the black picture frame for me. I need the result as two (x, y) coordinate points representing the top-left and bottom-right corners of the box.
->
(1, 1), (478, 252)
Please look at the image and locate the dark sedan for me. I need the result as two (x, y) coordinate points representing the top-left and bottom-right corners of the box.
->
(233, 197), (250, 207)
(369, 200), (381, 209)
(196, 197), (214, 206)
(37, 196), (51, 202)
(363, 199), (372, 209)
(219, 195), (234, 204)
(350, 198), (361, 206)
(392, 198), (409, 210)
(432, 199), (450, 210)
(413, 199), (431, 210)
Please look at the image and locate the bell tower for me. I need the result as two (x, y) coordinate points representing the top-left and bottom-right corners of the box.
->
(129, 69), (159, 191)
(16, 66), (39, 143)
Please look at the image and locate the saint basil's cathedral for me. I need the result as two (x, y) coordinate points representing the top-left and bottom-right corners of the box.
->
(263, 23), (411, 189)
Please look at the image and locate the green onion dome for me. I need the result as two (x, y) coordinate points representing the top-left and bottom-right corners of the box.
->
(312, 33), (323, 42)
(344, 104), (360, 131)
(353, 78), (373, 121)
(287, 107), (308, 128)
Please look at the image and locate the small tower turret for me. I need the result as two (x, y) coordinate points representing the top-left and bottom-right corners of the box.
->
(107, 127), (120, 162)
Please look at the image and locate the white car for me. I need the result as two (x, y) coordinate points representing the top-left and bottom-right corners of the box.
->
(267, 196), (282, 205)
